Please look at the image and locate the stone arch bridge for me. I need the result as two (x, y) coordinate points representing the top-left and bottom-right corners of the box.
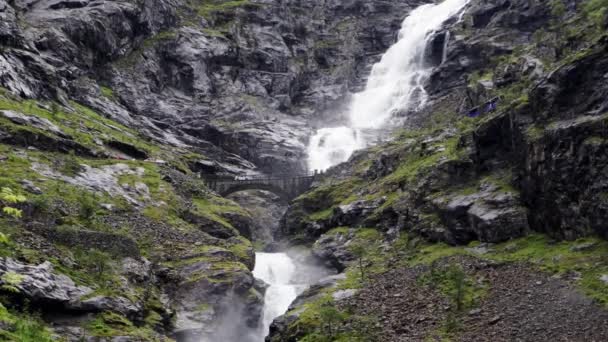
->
(202, 173), (318, 201)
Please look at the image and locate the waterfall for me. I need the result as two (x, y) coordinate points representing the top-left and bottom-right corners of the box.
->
(307, 0), (469, 172)
(442, 31), (451, 65)
(252, 253), (300, 339)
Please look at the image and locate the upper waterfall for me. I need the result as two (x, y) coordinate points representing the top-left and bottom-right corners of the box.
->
(307, 0), (469, 172)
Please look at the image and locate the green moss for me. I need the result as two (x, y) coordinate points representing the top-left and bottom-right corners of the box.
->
(468, 70), (494, 87)
(381, 136), (462, 187)
(407, 242), (468, 266)
(526, 124), (545, 141)
(87, 311), (162, 340)
(308, 207), (333, 221)
(314, 39), (340, 49)
(195, 0), (255, 18)
(100, 86), (115, 99)
(326, 227), (350, 235)
(202, 28), (227, 38)
(143, 30), (177, 48)
(192, 195), (249, 230)
(227, 236), (253, 262)
(184, 261), (248, 284)
(0, 94), (161, 158)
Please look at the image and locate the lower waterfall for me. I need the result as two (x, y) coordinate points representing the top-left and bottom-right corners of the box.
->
(253, 252), (302, 339)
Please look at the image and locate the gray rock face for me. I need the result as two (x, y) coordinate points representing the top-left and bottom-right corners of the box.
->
(73, 295), (141, 318)
(1, 110), (68, 137)
(0, 0), (419, 175)
(228, 190), (287, 250)
(312, 229), (355, 272)
(432, 182), (529, 244)
(0, 258), (92, 304)
(331, 198), (385, 228)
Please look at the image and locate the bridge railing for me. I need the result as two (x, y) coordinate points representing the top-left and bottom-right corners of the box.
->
(200, 172), (319, 182)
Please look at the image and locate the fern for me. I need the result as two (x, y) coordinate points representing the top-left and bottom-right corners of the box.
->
(0, 188), (26, 204)
(2, 207), (22, 218)
(0, 187), (26, 219)
(0, 232), (8, 244)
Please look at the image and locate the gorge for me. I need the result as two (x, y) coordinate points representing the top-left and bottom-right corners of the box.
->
(1, 0), (608, 341)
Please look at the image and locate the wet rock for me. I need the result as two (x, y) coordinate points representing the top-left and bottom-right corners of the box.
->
(228, 190), (287, 248)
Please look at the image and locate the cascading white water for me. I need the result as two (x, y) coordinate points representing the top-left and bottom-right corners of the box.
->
(252, 253), (300, 339)
(307, 0), (469, 172)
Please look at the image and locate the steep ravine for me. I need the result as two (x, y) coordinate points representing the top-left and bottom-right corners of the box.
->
(1, 0), (608, 341)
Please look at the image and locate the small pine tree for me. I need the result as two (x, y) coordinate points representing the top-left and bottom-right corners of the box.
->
(350, 241), (367, 284)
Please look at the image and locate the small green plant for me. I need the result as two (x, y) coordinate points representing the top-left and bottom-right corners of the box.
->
(60, 151), (83, 176)
(0, 232), (8, 244)
(0, 187), (26, 219)
(318, 301), (347, 337)
(78, 192), (98, 222)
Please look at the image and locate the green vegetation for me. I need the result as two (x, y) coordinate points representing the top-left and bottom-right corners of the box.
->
(291, 296), (380, 342)
(0, 93), (161, 158)
(87, 311), (164, 340)
(0, 89), (257, 340)
(194, 0), (255, 18)
(0, 187), (26, 218)
(193, 195), (250, 230)
(99, 86), (115, 99)
(0, 303), (54, 342)
(583, 0), (608, 26)
(402, 234), (608, 306)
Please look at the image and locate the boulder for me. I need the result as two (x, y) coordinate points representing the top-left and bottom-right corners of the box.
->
(312, 229), (355, 272)
(72, 296), (140, 318)
(330, 198), (385, 228)
(0, 258), (92, 305)
(432, 181), (529, 244)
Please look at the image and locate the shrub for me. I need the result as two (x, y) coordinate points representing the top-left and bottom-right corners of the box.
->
(60, 151), (83, 176)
